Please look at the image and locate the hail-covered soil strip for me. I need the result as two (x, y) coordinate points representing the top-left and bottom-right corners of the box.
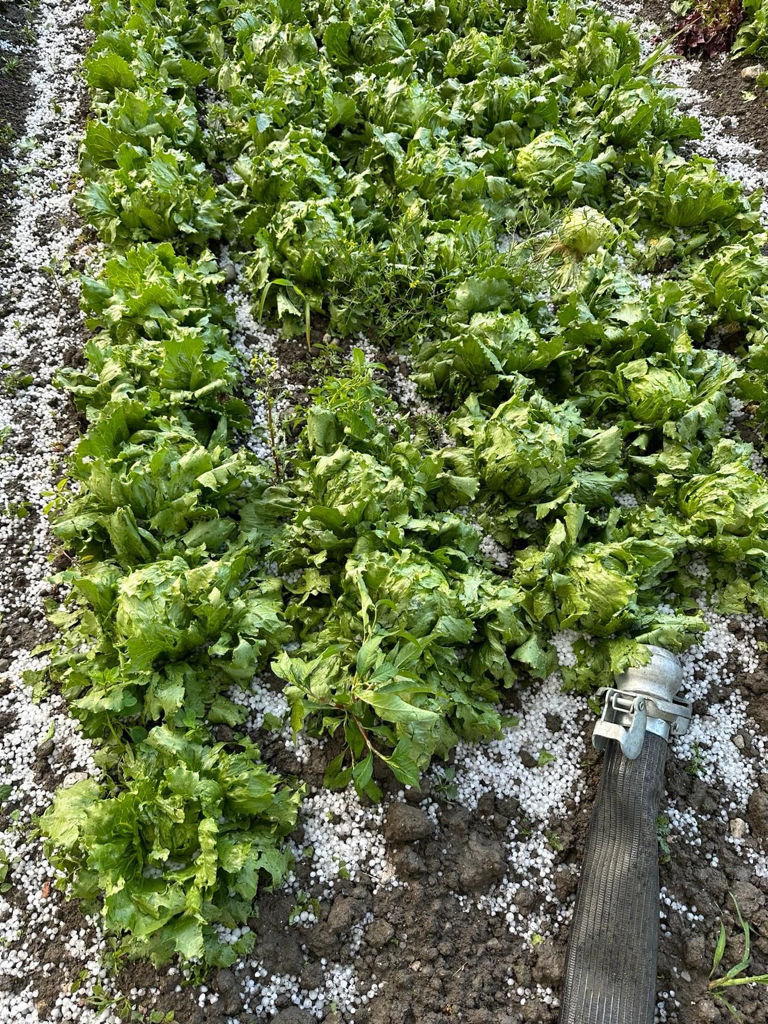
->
(0, 0), (89, 634)
(446, 673), (589, 946)
(0, 2), (125, 1022)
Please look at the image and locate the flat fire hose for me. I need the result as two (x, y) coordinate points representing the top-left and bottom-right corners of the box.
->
(559, 646), (692, 1024)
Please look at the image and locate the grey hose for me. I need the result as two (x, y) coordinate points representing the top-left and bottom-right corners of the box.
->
(559, 647), (692, 1024)
(559, 732), (668, 1024)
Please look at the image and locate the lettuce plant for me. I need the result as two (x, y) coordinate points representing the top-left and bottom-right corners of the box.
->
(39, 0), (768, 965)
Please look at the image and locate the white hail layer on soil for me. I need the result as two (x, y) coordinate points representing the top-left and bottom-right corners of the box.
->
(298, 789), (396, 896)
(228, 675), (318, 763)
(219, 912), (382, 1022)
(229, 676), (290, 732)
(447, 673), (588, 818)
(223, 260), (278, 463)
(675, 611), (762, 805)
(0, 73), (82, 626)
(355, 337), (438, 419)
(228, 954), (380, 1023)
(444, 673), (589, 943)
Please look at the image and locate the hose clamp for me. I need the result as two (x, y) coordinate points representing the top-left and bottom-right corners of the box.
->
(592, 645), (692, 760)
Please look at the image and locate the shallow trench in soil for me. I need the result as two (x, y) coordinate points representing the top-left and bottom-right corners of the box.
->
(0, 2), (767, 1023)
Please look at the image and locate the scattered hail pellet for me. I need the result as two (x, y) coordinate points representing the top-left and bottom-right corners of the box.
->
(298, 787), (397, 895)
(229, 676), (290, 732)
(446, 673), (589, 817)
(228, 673), (320, 764)
(222, 257), (279, 463)
(674, 610), (765, 808)
(228, 953), (380, 1021)
(437, 673), (590, 942)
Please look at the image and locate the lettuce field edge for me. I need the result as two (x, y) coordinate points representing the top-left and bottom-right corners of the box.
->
(39, 0), (768, 968)
(673, 0), (768, 60)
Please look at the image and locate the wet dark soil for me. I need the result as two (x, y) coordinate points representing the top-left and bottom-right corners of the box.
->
(0, 0), (34, 245)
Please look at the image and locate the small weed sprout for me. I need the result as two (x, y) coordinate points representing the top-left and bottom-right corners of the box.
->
(708, 893), (768, 1017)
(2, 370), (34, 393)
(432, 764), (458, 801)
(545, 829), (564, 851)
(289, 889), (321, 925)
(41, 256), (71, 309)
(4, 500), (30, 519)
(686, 741), (705, 777)
(0, 848), (10, 892)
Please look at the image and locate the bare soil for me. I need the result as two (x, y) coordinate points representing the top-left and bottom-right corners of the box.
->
(0, 0), (34, 244)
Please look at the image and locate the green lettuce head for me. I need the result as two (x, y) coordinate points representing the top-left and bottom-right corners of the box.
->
(559, 207), (618, 256)
(515, 131), (576, 194)
(457, 392), (583, 502)
(621, 359), (694, 425)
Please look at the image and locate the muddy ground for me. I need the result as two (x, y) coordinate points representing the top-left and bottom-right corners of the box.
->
(0, 0), (33, 241)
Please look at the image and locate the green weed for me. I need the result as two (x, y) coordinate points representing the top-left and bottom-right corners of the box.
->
(708, 893), (768, 1018)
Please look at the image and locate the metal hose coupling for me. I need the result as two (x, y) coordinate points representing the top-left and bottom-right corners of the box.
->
(592, 645), (692, 759)
(559, 647), (693, 1024)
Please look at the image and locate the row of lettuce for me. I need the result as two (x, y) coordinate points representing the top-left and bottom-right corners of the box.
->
(40, 0), (768, 966)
